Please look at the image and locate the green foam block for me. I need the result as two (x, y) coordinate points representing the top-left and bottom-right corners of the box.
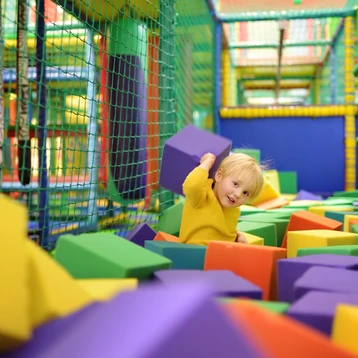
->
(237, 221), (277, 247)
(232, 148), (261, 163)
(145, 241), (206, 270)
(240, 206), (266, 216)
(239, 213), (289, 247)
(333, 190), (358, 198)
(297, 245), (358, 257)
(158, 201), (184, 236)
(54, 233), (171, 279)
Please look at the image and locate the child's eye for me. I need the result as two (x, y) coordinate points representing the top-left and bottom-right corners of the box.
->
(243, 191), (250, 197)
(233, 182), (238, 187)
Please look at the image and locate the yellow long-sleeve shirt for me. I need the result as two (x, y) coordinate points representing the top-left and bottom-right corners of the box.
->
(179, 167), (240, 246)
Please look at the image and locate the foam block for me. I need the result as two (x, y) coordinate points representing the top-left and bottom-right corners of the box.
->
(154, 270), (262, 299)
(224, 301), (355, 358)
(245, 233), (264, 245)
(254, 197), (289, 210)
(278, 171), (297, 194)
(264, 170), (281, 194)
(54, 233), (171, 279)
(232, 148), (260, 163)
(308, 206), (354, 217)
(278, 254), (358, 303)
(288, 200), (322, 209)
(239, 205), (266, 216)
(250, 178), (280, 206)
(293, 266), (358, 300)
(325, 211), (358, 225)
(237, 221), (277, 247)
(204, 241), (286, 300)
(126, 223), (156, 247)
(76, 279), (137, 301)
(287, 230), (357, 258)
(153, 231), (180, 243)
(332, 304), (358, 355)
(220, 298), (290, 314)
(281, 210), (342, 249)
(159, 125), (232, 196)
(27, 240), (93, 327)
(297, 245), (358, 257)
(157, 201), (184, 236)
(294, 190), (322, 201)
(239, 214), (289, 247)
(286, 291), (358, 335)
(343, 214), (358, 232)
(0, 197), (31, 352)
(145, 241), (206, 269)
(6, 283), (263, 358)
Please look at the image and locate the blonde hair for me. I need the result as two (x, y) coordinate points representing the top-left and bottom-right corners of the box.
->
(217, 153), (264, 200)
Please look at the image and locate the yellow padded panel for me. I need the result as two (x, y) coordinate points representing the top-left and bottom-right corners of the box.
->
(308, 206), (354, 216)
(77, 279), (138, 301)
(288, 200), (322, 207)
(27, 240), (93, 328)
(287, 229), (357, 258)
(0, 196), (31, 352)
(332, 304), (358, 355)
(250, 178), (280, 206)
(264, 170), (280, 194)
(244, 233), (264, 246)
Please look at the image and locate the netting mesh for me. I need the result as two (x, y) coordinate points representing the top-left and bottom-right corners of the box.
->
(0, 0), (356, 248)
(0, 0), (214, 249)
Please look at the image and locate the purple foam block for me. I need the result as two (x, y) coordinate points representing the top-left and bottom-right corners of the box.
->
(126, 223), (157, 247)
(6, 283), (263, 358)
(293, 190), (323, 201)
(154, 270), (262, 299)
(286, 291), (358, 335)
(293, 266), (358, 301)
(277, 254), (358, 303)
(159, 125), (232, 196)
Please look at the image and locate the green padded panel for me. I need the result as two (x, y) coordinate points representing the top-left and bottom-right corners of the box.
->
(145, 241), (206, 270)
(239, 213), (289, 247)
(278, 171), (297, 194)
(232, 148), (260, 164)
(218, 298), (289, 314)
(297, 245), (358, 257)
(158, 201), (184, 236)
(54, 233), (171, 279)
(237, 221), (277, 247)
(333, 190), (358, 198)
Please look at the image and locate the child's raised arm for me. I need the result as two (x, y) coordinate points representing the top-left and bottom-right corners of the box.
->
(182, 153), (216, 207)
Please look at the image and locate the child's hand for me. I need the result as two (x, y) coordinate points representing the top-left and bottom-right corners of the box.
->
(236, 231), (248, 244)
(200, 153), (216, 165)
(199, 153), (216, 172)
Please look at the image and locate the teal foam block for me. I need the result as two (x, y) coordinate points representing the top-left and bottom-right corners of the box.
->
(54, 233), (171, 279)
(325, 211), (358, 227)
(145, 241), (206, 270)
(158, 201), (184, 236)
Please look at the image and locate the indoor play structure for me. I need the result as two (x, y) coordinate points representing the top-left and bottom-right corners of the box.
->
(2, 0), (358, 356)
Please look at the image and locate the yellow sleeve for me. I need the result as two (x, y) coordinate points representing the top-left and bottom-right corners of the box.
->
(182, 167), (210, 207)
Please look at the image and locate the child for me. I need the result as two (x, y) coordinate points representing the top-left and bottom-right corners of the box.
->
(179, 152), (264, 246)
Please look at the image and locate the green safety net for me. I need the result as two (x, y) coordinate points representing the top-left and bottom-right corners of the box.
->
(0, 0), (214, 249)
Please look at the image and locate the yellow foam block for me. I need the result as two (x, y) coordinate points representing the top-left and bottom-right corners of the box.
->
(281, 194), (296, 201)
(343, 214), (358, 232)
(250, 178), (280, 206)
(0, 196), (31, 352)
(288, 200), (322, 207)
(77, 279), (138, 301)
(264, 170), (280, 194)
(332, 304), (358, 355)
(287, 229), (357, 258)
(27, 240), (93, 328)
(308, 206), (354, 216)
(244, 233), (264, 246)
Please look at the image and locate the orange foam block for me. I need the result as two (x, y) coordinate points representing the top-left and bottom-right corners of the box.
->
(153, 231), (179, 243)
(254, 197), (289, 210)
(281, 210), (342, 249)
(204, 241), (286, 300)
(224, 301), (356, 358)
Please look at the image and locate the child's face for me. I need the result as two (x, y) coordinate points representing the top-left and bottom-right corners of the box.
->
(213, 171), (252, 208)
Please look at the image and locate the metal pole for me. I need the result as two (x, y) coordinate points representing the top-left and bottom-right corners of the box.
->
(85, 28), (99, 229)
(275, 22), (285, 102)
(36, 0), (49, 245)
